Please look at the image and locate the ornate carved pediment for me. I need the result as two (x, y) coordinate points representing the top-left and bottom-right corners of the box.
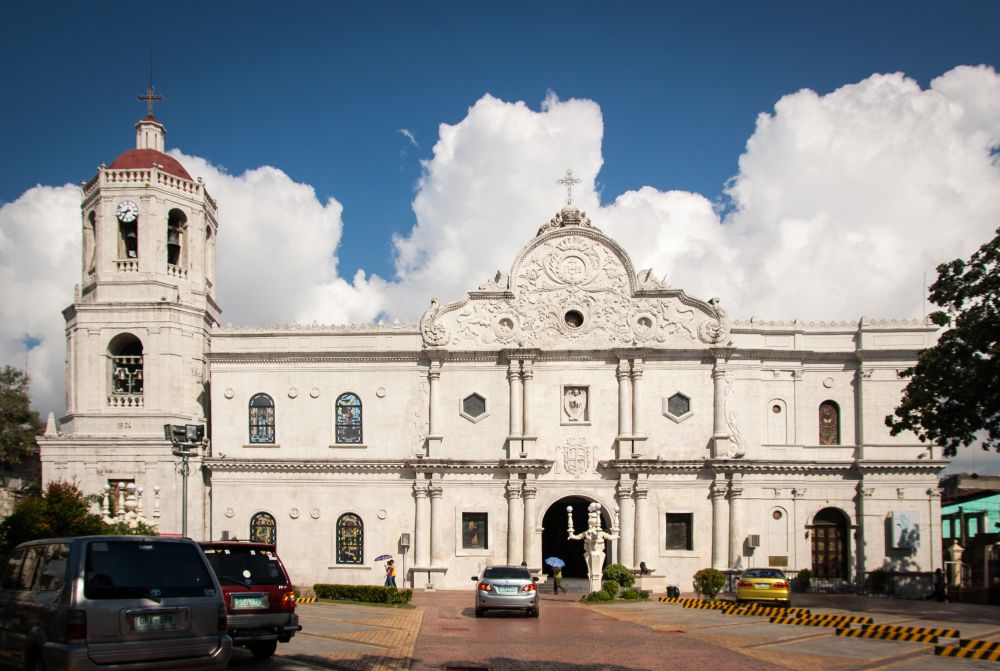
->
(419, 206), (730, 350)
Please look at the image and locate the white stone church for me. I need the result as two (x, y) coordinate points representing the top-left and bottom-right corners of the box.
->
(38, 106), (949, 592)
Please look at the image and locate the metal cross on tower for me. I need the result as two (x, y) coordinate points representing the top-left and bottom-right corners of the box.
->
(137, 83), (164, 118)
(557, 169), (581, 205)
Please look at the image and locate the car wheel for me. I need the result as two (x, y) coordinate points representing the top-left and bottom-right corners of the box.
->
(248, 640), (278, 659)
(475, 606), (484, 618)
(529, 607), (539, 618)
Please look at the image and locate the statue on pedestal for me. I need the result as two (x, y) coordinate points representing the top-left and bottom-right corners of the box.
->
(567, 502), (619, 593)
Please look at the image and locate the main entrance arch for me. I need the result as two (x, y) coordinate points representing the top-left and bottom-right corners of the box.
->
(541, 496), (613, 579)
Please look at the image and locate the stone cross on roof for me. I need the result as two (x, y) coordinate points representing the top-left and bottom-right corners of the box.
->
(557, 169), (581, 205)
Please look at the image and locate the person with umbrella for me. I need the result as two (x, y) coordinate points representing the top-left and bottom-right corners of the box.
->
(375, 554), (397, 588)
(546, 557), (566, 593)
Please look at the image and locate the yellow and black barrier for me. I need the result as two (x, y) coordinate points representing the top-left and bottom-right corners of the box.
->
(723, 605), (811, 618)
(658, 597), (703, 605)
(683, 600), (732, 610)
(860, 623), (959, 639)
(293, 594), (317, 603)
(935, 640), (1000, 661)
(771, 614), (873, 627)
(836, 627), (938, 644)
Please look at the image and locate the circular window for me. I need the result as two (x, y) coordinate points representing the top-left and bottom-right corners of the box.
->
(772, 510), (783, 520)
(565, 310), (584, 328)
(772, 405), (782, 414)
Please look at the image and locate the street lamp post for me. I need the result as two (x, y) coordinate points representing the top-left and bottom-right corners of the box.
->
(164, 424), (205, 538)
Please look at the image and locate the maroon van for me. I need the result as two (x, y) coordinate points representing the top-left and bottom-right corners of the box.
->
(199, 541), (301, 659)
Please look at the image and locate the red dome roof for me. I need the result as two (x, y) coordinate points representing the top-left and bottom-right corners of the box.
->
(108, 148), (192, 181)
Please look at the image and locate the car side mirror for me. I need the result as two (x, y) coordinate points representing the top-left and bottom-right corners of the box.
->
(471, 576), (479, 581)
(532, 577), (539, 582)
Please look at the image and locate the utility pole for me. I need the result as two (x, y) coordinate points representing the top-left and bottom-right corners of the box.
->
(164, 424), (205, 537)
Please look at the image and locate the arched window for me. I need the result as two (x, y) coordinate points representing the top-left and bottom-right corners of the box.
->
(108, 333), (143, 398)
(335, 393), (362, 444)
(336, 513), (364, 564)
(819, 401), (840, 445)
(249, 393), (275, 444)
(167, 208), (187, 267)
(84, 211), (97, 275)
(249, 512), (276, 544)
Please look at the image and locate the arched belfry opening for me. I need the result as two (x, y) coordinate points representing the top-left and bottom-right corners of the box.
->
(541, 495), (613, 579)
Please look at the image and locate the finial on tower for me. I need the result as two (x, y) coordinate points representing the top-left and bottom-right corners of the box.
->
(137, 51), (164, 118)
(557, 169), (581, 205)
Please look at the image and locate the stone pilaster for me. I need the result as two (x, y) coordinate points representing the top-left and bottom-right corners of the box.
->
(710, 481), (728, 570)
(633, 486), (648, 567)
(728, 482), (743, 569)
(616, 480), (636, 568)
(413, 481), (430, 568)
(429, 483), (445, 568)
(522, 486), (538, 569)
(505, 481), (523, 565)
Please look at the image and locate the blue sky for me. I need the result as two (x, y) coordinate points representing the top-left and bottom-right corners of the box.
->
(2, 1), (999, 472)
(3, 1), (998, 278)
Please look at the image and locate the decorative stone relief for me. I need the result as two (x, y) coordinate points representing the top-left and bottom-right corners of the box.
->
(224, 507), (235, 518)
(723, 375), (745, 458)
(310, 387), (320, 398)
(419, 298), (450, 346)
(288, 387), (298, 399)
(310, 508), (321, 519)
(289, 507), (300, 519)
(404, 377), (430, 454)
(557, 438), (593, 478)
(823, 377), (835, 388)
(562, 386), (589, 423)
(224, 388), (235, 399)
(478, 270), (509, 291)
(376, 387), (386, 398)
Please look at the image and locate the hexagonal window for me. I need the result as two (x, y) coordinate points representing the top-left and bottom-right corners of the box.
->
(663, 392), (693, 423)
(460, 393), (488, 423)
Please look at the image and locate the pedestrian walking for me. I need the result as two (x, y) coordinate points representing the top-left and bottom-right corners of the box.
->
(385, 559), (397, 588)
(553, 566), (566, 593)
(928, 567), (946, 602)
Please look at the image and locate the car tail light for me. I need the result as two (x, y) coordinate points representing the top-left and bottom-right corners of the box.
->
(280, 590), (296, 611)
(217, 604), (228, 632)
(521, 583), (537, 592)
(737, 580), (753, 588)
(477, 582), (493, 592)
(67, 609), (86, 642)
(774, 581), (789, 589)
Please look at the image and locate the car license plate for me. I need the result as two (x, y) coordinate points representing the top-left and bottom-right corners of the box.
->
(754, 583), (771, 589)
(134, 613), (175, 631)
(232, 594), (267, 609)
(496, 586), (517, 594)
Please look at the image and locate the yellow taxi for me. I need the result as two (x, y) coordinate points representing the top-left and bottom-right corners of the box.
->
(735, 568), (791, 605)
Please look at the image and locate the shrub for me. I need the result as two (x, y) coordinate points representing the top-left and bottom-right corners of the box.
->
(796, 568), (812, 591)
(581, 590), (613, 603)
(602, 579), (620, 598)
(602, 563), (635, 589)
(621, 588), (641, 600)
(868, 568), (888, 594)
(638, 590), (650, 600)
(692, 568), (726, 600)
(313, 583), (413, 605)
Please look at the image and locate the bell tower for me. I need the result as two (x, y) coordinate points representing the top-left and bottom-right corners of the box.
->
(39, 86), (221, 538)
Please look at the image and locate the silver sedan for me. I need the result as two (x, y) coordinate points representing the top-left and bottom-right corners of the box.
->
(472, 566), (540, 617)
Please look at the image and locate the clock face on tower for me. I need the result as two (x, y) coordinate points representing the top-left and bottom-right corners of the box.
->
(116, 200), (139, 223)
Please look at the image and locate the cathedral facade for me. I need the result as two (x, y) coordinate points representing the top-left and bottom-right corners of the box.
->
(39, 112), (948, 592)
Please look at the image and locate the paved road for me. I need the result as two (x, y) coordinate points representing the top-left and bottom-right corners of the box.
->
(408, 591), (785, 671)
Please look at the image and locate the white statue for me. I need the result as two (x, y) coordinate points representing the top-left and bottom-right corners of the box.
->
(567, 502), (619, 592)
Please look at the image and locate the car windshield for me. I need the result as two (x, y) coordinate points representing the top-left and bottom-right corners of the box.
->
(202, 546), (286, 586)
(483, 567), (531, 580)
(84, 541), (215, 600)
(743, 569), (785, 579)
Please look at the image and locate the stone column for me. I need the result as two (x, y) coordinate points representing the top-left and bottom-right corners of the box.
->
(711, 361), (729, 457)
(508, 360), (523, 437)
(429, 483), (445, 568)
(728, 482), (744, 569)
(631, 359), (644, 437)
(427, 361), (442, 436)
(633, 487), (648, 567)
(791, 488), (806, 570)
(617, 359), (633, 435)
(522, 486), (538, 569)
(506, 481), (523, 565)
(927, 488), (942, 572)
(521, 359), (534, 437)
(855, 366), (872, 460)
(413, 482), (430, 568)
(616, 480), (636, 568)
(710, 481), (728, 570)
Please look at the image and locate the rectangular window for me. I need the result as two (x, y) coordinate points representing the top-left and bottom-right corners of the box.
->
(665, 513), (693, 551)
(462, 513), (488, 550)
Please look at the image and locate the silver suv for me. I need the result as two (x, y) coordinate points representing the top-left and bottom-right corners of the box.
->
(0, 536), (232, 670)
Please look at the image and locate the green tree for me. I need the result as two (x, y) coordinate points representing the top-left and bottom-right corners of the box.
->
(0, 366), (43, 467)
(886, 227), (1000, 456)
(0, 480), (157, 553)
(692, 567), (726, 600)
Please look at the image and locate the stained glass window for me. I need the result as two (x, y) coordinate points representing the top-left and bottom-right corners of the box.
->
(462, 512), (488, 549)
(335, 393), (362, 444)
(336, 513), (364, 564)
(818, 401), (840, 445)
(250, 512), (276, 545)
(249, 393), (275, 444)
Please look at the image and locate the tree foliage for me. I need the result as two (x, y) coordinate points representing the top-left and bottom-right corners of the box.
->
(0, 480), (157, 554)
(886, 227), (1000, 456)
(0, 366), (42, 467)
(692, 567), (726, 600)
